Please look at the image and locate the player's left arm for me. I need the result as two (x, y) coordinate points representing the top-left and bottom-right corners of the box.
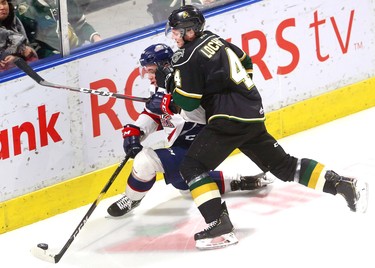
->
(226, 42), (253, 79)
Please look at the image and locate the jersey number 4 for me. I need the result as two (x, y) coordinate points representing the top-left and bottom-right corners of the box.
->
(226, 48), (254, 89)
(173, 48), (254, 90)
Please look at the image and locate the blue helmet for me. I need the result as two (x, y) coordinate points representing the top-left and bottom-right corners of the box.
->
(139, 43), (174, 68)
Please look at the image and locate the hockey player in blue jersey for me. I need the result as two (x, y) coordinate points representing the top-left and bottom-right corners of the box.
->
(107, 43), (273, 217)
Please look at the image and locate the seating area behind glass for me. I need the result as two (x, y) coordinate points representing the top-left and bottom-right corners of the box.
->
(3, 0), (239, 65)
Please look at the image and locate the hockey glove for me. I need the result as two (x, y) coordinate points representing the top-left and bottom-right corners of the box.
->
(122, 124), (143, 158)
(146, 91), (178, 115)
(164, 72), (175, 93)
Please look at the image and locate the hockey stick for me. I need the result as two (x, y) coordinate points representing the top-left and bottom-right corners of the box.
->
(30, 155), (131, 263)
(14, 57), (150, 103)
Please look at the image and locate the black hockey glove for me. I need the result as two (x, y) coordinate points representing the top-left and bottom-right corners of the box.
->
(122, 124), (143, 158)
(146, 91), (178, 115)
(164, 72), (175, 93)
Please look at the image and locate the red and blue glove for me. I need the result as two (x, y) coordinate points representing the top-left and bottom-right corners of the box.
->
(122, 124), (143, 158)
(146, 91), (178, 115)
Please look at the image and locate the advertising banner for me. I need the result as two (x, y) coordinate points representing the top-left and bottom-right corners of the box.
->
(1, 0), (374, 202)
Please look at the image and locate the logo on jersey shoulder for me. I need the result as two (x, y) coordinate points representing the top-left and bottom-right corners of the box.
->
(161, 114), (175, 128)
(172, 49), (185, 63)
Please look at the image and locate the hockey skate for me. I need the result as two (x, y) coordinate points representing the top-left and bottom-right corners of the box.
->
(231, 173), (274, 191)
(107, 195), (142, 217)
(195, 202), (238, 250)
(325, 170), (369, 213)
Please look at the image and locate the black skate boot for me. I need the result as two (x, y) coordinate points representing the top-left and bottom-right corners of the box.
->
(231, 173), (273, 191)
(325, 170), (368, 213)
(107, 195), (142, 217)
(194, 202), (238, 250)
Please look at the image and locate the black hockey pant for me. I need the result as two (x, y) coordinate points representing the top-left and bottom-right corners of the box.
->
(180, 118), (298, 186)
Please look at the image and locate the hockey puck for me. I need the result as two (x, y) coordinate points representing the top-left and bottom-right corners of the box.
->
(37, 243), (48, 250)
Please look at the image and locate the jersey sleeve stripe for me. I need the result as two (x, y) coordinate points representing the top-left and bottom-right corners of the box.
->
(175, 88), (202, 99)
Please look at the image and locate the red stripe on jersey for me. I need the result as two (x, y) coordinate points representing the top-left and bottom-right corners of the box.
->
(141, 109), (163, 131)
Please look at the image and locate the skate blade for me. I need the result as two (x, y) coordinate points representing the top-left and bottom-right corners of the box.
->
(355, 180), (369, 213)
(195, 232), (239, 250)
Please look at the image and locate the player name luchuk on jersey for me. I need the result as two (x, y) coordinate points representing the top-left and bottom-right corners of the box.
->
(200, 37), (225, 59)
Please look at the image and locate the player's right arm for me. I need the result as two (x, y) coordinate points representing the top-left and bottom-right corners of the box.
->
(121, 110), (160, 158)
(133, 111), (162, 141)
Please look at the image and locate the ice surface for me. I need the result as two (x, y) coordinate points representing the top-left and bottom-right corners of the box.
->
(1, 107), (374, 268)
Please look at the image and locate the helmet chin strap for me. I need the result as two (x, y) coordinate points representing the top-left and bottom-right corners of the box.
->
(156, 67), (168, 79)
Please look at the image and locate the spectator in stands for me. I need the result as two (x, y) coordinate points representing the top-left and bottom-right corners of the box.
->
(0, 0), (37, 72)
(15, 0), (102, 59)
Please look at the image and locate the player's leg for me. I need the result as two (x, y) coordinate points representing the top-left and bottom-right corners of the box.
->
(240, 122), (368, 213)
(297, 160), (368, 213)
(107, 148), (162, 217)
(108, 143), (271, 218)
(180, 119), (257, 249)
(155, 146), (272, 194)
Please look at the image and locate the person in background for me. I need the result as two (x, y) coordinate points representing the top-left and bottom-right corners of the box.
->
(0, 0), (37, 71)
(107, 43), (273, 217)
(15, 0), (101, 59)
(148, 5), (369, 250)
(147, 0), (222, 24)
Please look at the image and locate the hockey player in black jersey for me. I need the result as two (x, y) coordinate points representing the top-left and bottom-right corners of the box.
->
(145, 5), (369, 249)
(107, 43), (273, 218)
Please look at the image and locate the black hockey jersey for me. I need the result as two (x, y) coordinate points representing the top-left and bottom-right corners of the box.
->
(171, 30), (265, 123)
